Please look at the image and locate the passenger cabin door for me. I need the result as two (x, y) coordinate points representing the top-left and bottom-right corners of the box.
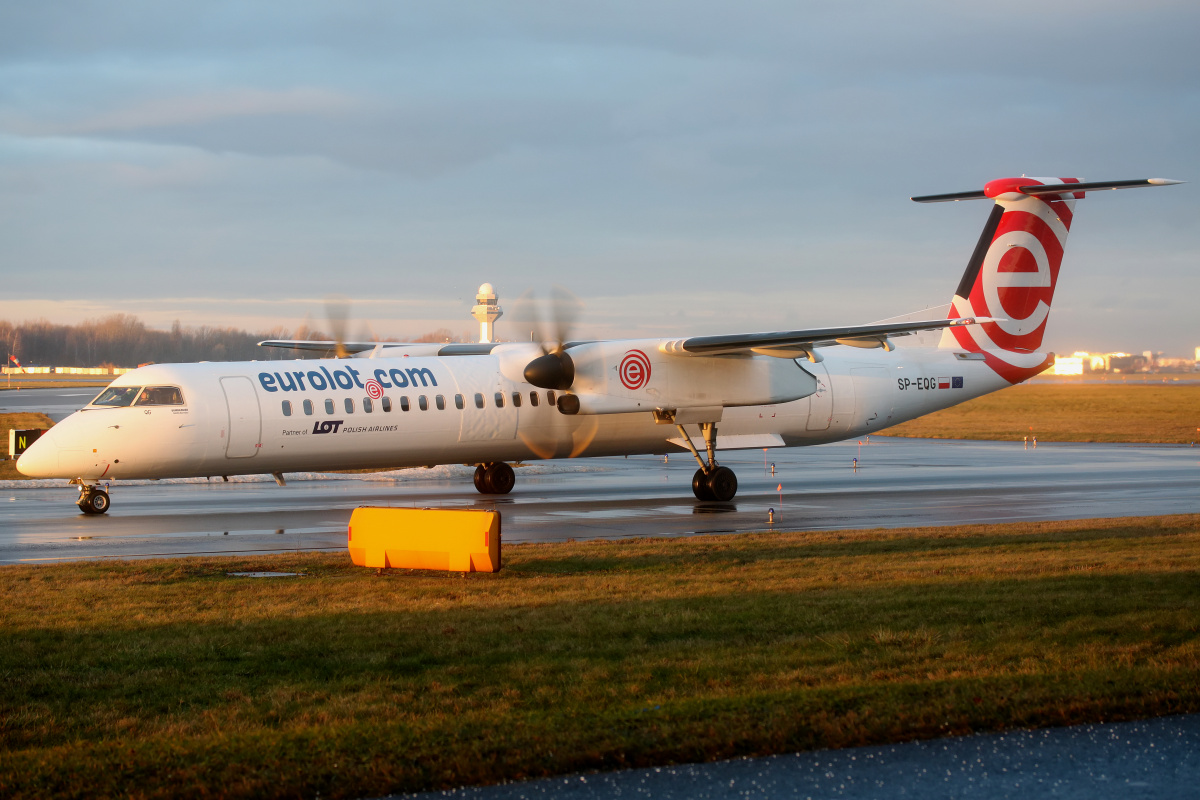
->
(221, 376), (261, 458)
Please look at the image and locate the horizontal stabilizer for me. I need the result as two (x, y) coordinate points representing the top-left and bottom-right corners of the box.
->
(912, 177), (1182, 203)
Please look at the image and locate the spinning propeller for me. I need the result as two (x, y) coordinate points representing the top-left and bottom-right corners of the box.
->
(513, 286), (581, 390)
(511, 287), (596, 457)
(322, 295), (379, 358)
(324, 295), (352, 359)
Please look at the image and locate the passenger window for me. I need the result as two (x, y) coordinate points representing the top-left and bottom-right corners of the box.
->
(547, 390), (556, 406)
(435, 395), (445, 410)
(455, 394), (464, 410)
(345, 398), (355, 414)
(303, 399), (314, 416)
(363, 397), (373, 413)
(475, 393), (484, 409)
(282, 401), (292, 417)
(132, 386), (186, 406)
(92, 386), (141, 407)
(494, 392), (504, 408)
(512, 392), (522, 408)
(530, 392), (539, 407)
(419, 395), (428, 411)
(382, 396), (392, 412)
(325, 399), (335, 414)
(400, 396), (410, 412)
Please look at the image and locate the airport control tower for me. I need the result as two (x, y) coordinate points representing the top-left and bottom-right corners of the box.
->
(471, 283), (502, 343)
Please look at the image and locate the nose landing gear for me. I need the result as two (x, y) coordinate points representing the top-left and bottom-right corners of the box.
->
(677, 422), (738, 502)
(77, 484), (111, 515)
(473, 462), (516, 495)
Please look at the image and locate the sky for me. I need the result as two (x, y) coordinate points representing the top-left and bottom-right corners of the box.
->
(1, 1), (1197, 355)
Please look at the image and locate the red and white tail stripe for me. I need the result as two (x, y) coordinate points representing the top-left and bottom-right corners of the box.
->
(942, 176), (1081, 383)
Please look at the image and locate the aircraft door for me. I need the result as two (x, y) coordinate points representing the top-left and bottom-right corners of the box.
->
(850, 367), (894, 431)
(801, 361), (832, 431)
(446, 359), (518, 442)
(221, 376), (262, 458)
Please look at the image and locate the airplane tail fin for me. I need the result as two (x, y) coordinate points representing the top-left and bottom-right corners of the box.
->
(913, 176), (1182, 383)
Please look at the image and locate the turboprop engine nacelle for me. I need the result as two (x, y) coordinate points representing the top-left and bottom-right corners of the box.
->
(554, 339), (818, 416)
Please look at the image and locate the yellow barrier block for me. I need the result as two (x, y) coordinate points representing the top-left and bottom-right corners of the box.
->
(347, 507), (501, 572)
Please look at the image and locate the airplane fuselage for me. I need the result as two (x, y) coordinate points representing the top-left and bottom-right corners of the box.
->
(18, 342), (1010, 482)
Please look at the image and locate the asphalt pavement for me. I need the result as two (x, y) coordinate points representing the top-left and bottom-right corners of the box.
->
(2, 431), (1198, 563)
(398, 714), (1200, 799)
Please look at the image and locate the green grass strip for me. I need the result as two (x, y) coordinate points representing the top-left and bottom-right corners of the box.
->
(1, 515), (1198, 798)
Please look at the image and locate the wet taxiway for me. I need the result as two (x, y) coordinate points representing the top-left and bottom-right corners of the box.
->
(2, 435), (1198, 563)
(0, 385), (106, 422)
(400, 713), (1200, 799)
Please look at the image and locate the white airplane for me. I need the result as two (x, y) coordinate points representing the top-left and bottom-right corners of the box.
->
(17, 176), (1182, 514)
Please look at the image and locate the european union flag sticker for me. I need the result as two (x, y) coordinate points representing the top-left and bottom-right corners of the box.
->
(952, 376), (964, 389)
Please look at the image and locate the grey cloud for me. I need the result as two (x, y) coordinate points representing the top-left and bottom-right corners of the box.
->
(0, 1), (1196, 353)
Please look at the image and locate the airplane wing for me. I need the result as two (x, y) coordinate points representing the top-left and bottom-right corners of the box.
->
(257, 339), (382, 354)
(672, 317), (989, 360)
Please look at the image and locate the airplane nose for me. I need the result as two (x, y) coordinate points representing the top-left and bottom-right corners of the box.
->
(16, 432), (59, 478)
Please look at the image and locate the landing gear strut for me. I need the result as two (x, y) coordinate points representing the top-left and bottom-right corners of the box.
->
(77, 484), (110, 515)
(473, 462), (516, 495)
(676, 422), (738, 502)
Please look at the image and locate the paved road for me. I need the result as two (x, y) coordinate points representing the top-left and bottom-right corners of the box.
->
(0, 385), (104, 421)
(397, 714), (1200, 799)
(2, 435), (1197, 563)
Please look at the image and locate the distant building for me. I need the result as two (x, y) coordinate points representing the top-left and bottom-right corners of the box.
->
(1052, 355), (1084, 375)
(1052, 349), (1195, 375)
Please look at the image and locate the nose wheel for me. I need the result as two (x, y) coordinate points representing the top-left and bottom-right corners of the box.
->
(692, 465), (738, 502)
(77, 485), (110, 515)
(473, 462), (516, 495)
(677, 422), (738, 502)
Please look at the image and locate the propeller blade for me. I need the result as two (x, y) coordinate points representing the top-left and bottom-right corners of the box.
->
(547, 286), (581, 353)
(509, 289), (549, 354)
(324, 295), (351, 359)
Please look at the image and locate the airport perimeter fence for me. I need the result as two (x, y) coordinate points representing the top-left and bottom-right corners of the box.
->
(2, 366), (135, 376)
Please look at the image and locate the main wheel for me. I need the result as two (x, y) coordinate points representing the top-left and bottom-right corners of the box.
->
(486, 462), (516, 495)
(706, 466), (738, 502)
(473, 465), (490, 493)
(692, 468), (714, 500)
(79, 489), (110, 515)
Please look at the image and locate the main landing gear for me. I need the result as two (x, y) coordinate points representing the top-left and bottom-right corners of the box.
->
(676, 422), (738, 502)
(76, 483), (110, 515)
(473, 462), (516, 495)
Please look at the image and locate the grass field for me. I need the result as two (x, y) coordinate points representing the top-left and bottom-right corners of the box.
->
(0, 413), (54, 480)
(1, 515), (1197, 799)
(886, 384), (1200, 443)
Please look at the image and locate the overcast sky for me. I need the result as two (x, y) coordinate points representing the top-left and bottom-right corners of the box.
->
(1, 1), (1196, 355)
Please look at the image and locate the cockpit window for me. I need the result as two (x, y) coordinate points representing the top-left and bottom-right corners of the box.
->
(91, 386), (142, 407)
(135, 386), (186, 406)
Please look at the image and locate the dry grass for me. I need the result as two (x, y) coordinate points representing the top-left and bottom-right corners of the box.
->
(1, 515), (1197, 798)
(886, 384), (1200, 443)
